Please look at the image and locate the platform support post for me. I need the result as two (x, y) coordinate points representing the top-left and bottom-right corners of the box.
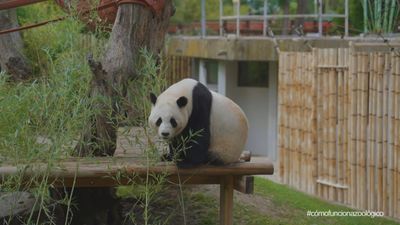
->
(220, 176), (234, 225)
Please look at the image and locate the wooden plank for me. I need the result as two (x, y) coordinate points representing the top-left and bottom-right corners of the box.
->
(220, 176), (234, 225)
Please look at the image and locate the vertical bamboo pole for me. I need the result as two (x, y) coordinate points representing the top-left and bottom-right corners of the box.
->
(386, 52), (393, 217)
(377, 52), (384, 212)
(311, 50), (318, 195)
(343, 48), (350, 205)
(330, 48), (338, 202)
(285, 53), (291, 185)
(292, 52), (298, 189)
(348, 48), (358, 207)
(361, 52), (368, 209)
(337, 48), (344, 203)
(382, 53), (390, 214)
(373, 51), (379, 211)
(299, 52), (305, 192)
(316, 48), (323, 197)
(307, 52), (313, 194)
(356, 52), (362, 209)
(278, 52), (285, 182)
(390, 50), (395, 217)
(280, 52), (288, 184)
(322, 49), (329, 200)
(391, 52), (397, 218)
(289, 52), (295, 187)
(368, 52), (376, 211)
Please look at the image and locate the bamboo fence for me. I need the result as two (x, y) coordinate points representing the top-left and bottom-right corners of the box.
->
(278, 46), (400, 218)
(164, 55), (192, 85)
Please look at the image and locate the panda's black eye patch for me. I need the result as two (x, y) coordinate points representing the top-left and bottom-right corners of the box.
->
(170, 118), (177, 128)
(156, 118), (162, 127)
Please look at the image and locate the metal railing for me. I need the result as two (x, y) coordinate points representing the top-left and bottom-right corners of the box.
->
(200, 0), (349, 37)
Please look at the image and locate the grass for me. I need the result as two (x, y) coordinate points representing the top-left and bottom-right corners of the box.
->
(143, 177), (398, 225)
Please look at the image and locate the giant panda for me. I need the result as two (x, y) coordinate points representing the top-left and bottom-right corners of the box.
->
(148, 78), (249, 168)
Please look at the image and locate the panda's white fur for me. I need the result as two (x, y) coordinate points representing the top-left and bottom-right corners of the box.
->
(149, 78), (248, 167)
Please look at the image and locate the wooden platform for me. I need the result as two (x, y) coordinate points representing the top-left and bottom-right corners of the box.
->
(0, 157), (274, 225)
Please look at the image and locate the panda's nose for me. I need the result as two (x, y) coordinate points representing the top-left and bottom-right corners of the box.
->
(161, 132), (170, 137)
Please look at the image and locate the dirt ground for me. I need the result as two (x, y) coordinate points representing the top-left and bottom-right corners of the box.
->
(119, 184), (275, 225)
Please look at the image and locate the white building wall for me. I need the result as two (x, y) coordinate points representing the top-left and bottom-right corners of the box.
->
(224, 61), (278, 160)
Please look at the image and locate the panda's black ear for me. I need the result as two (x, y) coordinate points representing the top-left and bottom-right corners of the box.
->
(176, 96), (188, 108)
(150, 93), (157, 105)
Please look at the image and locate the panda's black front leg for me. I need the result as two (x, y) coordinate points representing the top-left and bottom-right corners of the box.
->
(176, 131), (210, 168)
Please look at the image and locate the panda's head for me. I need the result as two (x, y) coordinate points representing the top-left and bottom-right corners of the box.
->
(148, 93), (189, 140)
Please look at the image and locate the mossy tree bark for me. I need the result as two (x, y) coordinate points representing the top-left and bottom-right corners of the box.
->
(0, 4), (32, 80)
(52, 2), (175, 225)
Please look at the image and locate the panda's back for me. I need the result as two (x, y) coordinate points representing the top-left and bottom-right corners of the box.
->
(167, 78), (248, 164)
(208, 91), (249, 164)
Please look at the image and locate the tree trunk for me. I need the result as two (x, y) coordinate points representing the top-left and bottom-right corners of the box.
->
(0, 4), (32, 80)
(52, 2), (174, 225)
(294, 0), (308, 30)
(281, 0), (290, 35)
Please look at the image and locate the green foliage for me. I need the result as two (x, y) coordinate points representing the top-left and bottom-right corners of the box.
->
(0, 3), (97, 164)
(349, 0), (364, 33)
(172, 0), (249, 23)
(362, 0), (400, 33)
(1, 2), (170, 224)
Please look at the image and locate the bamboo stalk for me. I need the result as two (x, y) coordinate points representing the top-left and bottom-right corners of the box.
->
(293, 53), (299, 189)
(313, 49), (323, 197)
(278, 52), (285, 182)
(297, 52), (308, 192)
(311, 52), (318, 195)
(377, 52), (384, 212)
(368, 52), (376, 211)
(393, 54), (400, 218)
(323, 49), (329, 200)
(361, 52), (368, 209)
(382, 53), (390, 214)
(373, 51), (379, 211)
(331, 48), (338, 202)
(289, 52), (295, 187)
(343, 48), (350, 205)
(354, 52), (361, 208)
(356, 53), (364, 208)
(349, 49), (358, 207)
(386, 52), (394, 217)
(337, 48), (344, 203)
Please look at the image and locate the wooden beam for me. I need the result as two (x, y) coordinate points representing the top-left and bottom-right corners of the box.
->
(0, 158), (274, 188)
(233, 176), (254, 194)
